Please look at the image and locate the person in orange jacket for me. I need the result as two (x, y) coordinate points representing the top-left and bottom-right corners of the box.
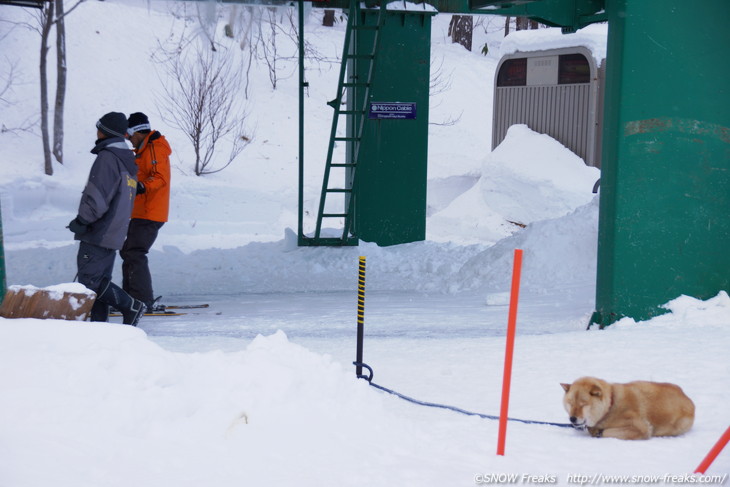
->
(121, 112), (172, 310)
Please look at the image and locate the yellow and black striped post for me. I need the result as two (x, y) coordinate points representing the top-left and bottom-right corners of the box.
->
(355, 256), (366, 378)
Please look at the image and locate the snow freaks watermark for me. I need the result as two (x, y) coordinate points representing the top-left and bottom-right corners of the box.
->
(473, 473), (729, 485)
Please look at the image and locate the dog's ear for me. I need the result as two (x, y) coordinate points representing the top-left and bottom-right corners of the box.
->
(589, 385), (602, 397)
(560, 383), (571, 392)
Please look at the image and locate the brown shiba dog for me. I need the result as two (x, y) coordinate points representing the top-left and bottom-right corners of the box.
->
(560, 377), (695, 440)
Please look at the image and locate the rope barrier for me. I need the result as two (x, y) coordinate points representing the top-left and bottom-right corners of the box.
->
(351, 256), (571, 430)
(354, 361), (572, 429)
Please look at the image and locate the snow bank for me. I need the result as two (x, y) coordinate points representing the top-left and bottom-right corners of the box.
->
(450, 195), (599, 293)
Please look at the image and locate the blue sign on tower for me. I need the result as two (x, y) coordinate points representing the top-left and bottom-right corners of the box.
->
(368, 102), (417, 120)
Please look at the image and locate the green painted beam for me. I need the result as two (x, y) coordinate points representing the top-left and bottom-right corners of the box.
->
(468, 0), (606, 32)
(180, 0), (606, 31)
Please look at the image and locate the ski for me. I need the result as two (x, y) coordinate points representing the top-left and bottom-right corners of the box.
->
(157, 303), (209, 310)
(110, 312), (187, 317)
(109, 300), (209, 317)
(147, 297), (209, 313)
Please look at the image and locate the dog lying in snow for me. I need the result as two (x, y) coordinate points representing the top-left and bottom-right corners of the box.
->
(560, 376), (694, 440)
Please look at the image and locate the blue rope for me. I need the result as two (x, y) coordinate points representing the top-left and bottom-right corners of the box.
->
(354, 362), (573, 429)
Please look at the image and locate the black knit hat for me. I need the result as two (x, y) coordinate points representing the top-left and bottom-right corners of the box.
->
(127, 112), (151, 136)
(96, 112), (128, 138)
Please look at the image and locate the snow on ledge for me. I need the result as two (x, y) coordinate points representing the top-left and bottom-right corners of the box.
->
(362, 1), (438, 13)
(499, 23), (608, 64)
(8, 283), (95, 301)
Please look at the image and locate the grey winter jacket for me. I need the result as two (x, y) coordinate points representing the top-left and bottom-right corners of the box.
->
(76, 137), (138, 250)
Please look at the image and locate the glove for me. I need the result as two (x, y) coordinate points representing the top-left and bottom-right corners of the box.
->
(67, 216), (89, 235)
(136, 181), (146, 195)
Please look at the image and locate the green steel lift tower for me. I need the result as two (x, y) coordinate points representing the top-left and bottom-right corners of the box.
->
(298, 0), (729, 327)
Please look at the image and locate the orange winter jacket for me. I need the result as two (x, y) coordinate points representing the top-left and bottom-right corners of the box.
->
(131, 131), (171, 222)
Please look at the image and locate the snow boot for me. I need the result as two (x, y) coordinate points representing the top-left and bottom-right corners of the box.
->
(97, 280), (147, 326)
(89, 300), (110, 322)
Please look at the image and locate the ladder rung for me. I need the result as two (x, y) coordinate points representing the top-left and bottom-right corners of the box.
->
(331, 163), (356, 168)
(326, 188), (352, 193)
(322, 213), (349, 218)
(334, 137), (359, 142)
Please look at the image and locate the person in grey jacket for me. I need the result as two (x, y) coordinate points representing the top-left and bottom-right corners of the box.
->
(67, 112), (147, 325)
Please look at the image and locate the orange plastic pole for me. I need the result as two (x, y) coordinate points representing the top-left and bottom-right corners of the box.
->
(497, 248), (523, 456)
(694, 425), (730, 474)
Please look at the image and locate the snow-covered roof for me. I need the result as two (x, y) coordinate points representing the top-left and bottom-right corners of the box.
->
(499, 23), (608, 64)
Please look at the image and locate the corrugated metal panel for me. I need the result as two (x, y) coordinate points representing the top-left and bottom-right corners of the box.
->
(493, 84), (592, 162)
(492, 47), (603, 167)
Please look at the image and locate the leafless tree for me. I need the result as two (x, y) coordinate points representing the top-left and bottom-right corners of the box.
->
(39, 1), (54, 175)
(258, 8), (279, 90)
(0, 60), (37, 135)
(156, 42), (252, 176)
(37, 0), (86, 175)
(227, 5), (315, 93)
(0, 21), (37, 135)
(0, 59), (17, 108)
(0, 66), (15, 105)
(503, 16), (541, 36)
(53, 0), (70, 164)
(448, 15), (473, 52)
(429, 56), (462, 127)
(429, 56), (453, 97)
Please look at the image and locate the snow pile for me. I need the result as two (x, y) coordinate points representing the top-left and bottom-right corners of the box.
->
(480, 125), (599, 223)
(0, 323), (390, 486)
(616, 291), (730, 328)
(428, 125), (600, 245)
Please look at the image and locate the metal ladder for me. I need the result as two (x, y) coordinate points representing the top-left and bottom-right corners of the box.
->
(306, 0), (386, 246)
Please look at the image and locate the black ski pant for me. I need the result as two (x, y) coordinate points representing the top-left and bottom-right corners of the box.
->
(120, 218), (164, 307)
(76, 241), (117, 322)
(77, 241), (116, 294)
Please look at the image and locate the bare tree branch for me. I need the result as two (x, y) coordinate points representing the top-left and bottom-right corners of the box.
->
(0, 59), (17, 106)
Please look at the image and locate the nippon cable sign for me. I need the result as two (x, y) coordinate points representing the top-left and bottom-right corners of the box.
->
(368, 102), (417, 120)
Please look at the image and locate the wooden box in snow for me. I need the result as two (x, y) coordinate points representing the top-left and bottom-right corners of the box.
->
(0, 284), (96, 321)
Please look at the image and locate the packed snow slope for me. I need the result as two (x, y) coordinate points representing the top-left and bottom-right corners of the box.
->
(0, 2), (728, 487)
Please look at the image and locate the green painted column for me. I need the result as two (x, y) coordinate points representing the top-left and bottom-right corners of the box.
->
(592, 0), (730, 327)
(352, 8), (434, 246)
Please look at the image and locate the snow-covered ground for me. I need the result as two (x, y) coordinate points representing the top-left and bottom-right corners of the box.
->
(0, 2), (728, 486)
